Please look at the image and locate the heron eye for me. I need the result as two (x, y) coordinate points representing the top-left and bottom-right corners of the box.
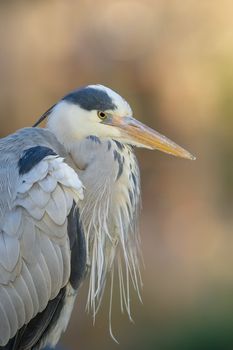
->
(97, 111), (107, 120)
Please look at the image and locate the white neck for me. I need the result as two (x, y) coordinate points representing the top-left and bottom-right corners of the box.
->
(47, 102), (89, 151)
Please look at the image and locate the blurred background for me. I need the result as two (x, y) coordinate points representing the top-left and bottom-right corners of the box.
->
(0, 0), (233, 349)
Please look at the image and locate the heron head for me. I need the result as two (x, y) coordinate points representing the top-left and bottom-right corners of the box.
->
(40, 84), (194, 159)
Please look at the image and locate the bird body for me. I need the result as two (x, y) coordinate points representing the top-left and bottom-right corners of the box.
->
(0, 127), (85, 349)
(0, 85), (194, 349)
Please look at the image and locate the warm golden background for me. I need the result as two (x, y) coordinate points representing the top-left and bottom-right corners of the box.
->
(1, 1), (233, 349)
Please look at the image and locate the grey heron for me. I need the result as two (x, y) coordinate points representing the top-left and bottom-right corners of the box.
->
(0, 84), (194, 349)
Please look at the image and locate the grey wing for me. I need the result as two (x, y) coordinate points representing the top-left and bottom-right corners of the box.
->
(0, 148), (83, 346)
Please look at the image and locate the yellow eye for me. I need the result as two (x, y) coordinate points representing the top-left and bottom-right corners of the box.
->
(97, 111), (107, 120)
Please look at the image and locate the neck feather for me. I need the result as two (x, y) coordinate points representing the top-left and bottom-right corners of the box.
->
(69, 137), (142, 321)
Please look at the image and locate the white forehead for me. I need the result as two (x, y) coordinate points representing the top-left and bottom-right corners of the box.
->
(88, 84), (133, 116)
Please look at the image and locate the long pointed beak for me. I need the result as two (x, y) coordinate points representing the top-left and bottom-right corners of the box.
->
(109, 116), (195, 160)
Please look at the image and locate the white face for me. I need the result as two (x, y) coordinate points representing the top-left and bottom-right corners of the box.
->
(47, 85), (133, 144)
(46, 84), (194, 159)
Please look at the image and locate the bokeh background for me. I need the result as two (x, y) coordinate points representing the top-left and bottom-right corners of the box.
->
(1, 0), (233, 349)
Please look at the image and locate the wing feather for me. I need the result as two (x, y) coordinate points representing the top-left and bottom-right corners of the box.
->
(0, 233), (20, 272)
(0, 152), (83, 346)
(35, 213), (67, 240)
(15, 196), (45, 221)
(29, 184), (50, 208)
(45, 186), (67, 225)
(20, 262), (39, 317)
(5, 283), (26, 329)
(60, 238), (71, 286)
(0, 299), (11, 345)
(38, 234), (63, 298)
(3, 209), (22, 237)
(0, 287), (18, 339)
(20, 159), (49, 184)
(39, 252), (52, 298)
(20, 216), (37, 264)
(13, 274), (34, 322)
(33, 262), (50, 312)
(39, 175), (57, 193)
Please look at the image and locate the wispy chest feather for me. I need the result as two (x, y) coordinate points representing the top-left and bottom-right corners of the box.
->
(70, 138), (142, 326)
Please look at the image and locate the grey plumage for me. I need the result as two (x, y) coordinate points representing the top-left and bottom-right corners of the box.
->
(0, 128), (84, 347)
(0, 84), (194, 349)
(0, 126), (140, 349)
